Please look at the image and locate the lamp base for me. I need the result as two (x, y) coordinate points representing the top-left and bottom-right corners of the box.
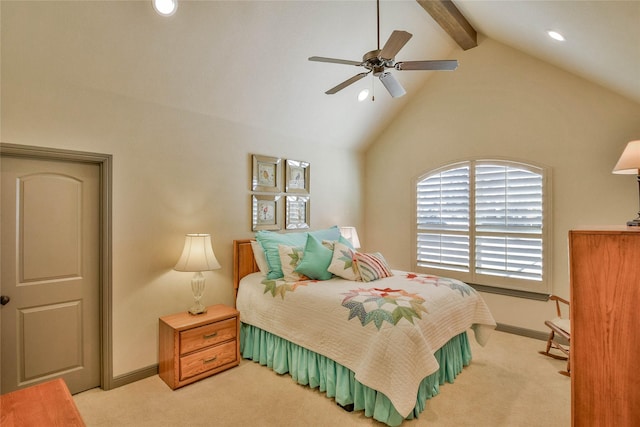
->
(627, 218), (640, 227)
(188, 271), (207, 315)
(188, 304), (207, 316)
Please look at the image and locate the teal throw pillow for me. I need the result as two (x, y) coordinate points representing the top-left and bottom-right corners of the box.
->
(295, 234), (334, 280)
(309, 225), (341, 243)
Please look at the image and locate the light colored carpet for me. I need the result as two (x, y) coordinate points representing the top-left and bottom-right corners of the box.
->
(74, 330), (570, 426)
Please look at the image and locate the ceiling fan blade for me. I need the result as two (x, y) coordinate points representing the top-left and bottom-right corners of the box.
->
(379, 72), (406, 98)
(309, 56), (362, 66)
(325, 72), (370, 95)
(379, 30), (413, 60)
(395, 60), (459, 71)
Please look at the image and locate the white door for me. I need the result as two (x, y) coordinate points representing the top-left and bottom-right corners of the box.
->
(0, 156), (101, 394)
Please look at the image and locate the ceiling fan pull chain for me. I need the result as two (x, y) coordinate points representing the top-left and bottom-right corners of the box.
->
(371, 74), (376, 101)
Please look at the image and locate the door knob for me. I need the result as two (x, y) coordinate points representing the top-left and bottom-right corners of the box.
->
(0, 295), (10, 305)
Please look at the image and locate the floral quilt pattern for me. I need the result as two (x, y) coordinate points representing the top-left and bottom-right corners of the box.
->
(341, 287), (427, 330)
(261, 272), (474, 326)
(262, 279), (311, 299)
(341, 274), (475, 329)
(404, 273), (474, 297)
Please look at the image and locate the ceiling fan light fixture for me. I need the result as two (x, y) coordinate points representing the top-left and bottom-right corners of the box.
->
(547, 30), (565, 42)
(358, 89), (370, 102)
(379, 72), (406, 98)
(153, 0), (178, 16)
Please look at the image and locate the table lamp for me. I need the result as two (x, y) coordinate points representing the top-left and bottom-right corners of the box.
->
(339, 226), (361, 249)
(612, 140), (640, 226)
(174, 234), (221, 315)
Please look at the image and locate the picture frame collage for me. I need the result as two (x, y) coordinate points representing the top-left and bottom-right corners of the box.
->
(251, 154), (310, 231)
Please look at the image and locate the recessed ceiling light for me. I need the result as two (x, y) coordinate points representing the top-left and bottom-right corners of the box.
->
(358, 89), (370, 102)
(153, 0), (178, 16)
(547, 30), (565, 42)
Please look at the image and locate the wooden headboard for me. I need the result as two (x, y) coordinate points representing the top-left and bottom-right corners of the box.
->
(233, 239), (259, 299)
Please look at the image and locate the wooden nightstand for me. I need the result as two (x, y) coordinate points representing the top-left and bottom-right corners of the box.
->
(159, 304), (240, 390)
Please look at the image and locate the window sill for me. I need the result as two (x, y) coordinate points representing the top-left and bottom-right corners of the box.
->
(469, 283), (550, 301)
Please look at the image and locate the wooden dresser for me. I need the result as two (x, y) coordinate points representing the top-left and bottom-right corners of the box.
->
(568, 227), (640, 426)
(159, 304), (240, 390)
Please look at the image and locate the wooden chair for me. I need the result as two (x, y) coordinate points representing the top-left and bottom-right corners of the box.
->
(539, 295), (571, 376)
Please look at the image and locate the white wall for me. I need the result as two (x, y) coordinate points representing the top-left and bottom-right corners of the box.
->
(1, 28), (363, 378)
(364, 37), (640, 333)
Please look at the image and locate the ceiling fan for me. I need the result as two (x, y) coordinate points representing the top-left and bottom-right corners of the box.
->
(308, 0), (458, 98)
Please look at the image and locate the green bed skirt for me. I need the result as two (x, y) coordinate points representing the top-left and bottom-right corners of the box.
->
(240, 323), (472, 426)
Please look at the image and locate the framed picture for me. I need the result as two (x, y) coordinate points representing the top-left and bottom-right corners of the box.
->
(285, 196), (310, 230)
(252, 155), (282, 192)
(285, 159), (310, 194)
(252, 195), (282, 231)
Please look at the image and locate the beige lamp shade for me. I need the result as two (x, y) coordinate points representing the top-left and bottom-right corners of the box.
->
(613, 140), (640, 174)
(612, 140), (640, 227)
(339, 226), (361, 249)
(174, 234), (221, 272)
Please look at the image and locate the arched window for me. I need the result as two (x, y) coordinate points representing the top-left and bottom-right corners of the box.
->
(415, 159), (550, 294)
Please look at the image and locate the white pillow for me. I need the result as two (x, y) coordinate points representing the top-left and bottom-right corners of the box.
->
(250, 240), (269, 274)
(327, 241), (360, 281)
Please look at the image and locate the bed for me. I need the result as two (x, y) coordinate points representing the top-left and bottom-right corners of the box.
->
(233, 234), (496, 426)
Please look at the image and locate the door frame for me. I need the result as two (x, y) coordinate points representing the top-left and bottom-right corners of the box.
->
(0, 143), (113, 390)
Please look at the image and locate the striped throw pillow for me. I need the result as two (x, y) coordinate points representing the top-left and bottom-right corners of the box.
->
(354, 252), (393, 282)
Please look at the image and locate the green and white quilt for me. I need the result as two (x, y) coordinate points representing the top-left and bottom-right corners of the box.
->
(236, 271), (496, 418)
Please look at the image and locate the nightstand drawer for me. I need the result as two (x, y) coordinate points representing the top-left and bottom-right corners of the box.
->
(179, 340), (237, 380)
(179, 318), (236, 355)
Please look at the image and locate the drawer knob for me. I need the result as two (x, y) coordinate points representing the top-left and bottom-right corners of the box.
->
(203, 332), (218, 339)
(203, 356), (218, 364)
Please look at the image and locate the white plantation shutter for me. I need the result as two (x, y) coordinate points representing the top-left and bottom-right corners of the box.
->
(416, 160), (547, 292)
(416, 165), (470, 271)
(475, 163), (543, 281)
(417, 233), (470, 272)
(475, 164), (542, 234)
(475, 236), (542, 280)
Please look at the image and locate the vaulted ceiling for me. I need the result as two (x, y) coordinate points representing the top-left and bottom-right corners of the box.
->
(4, 1), (639, 151)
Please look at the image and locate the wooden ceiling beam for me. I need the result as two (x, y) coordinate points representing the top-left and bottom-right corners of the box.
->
(416, 0), (477, 50)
